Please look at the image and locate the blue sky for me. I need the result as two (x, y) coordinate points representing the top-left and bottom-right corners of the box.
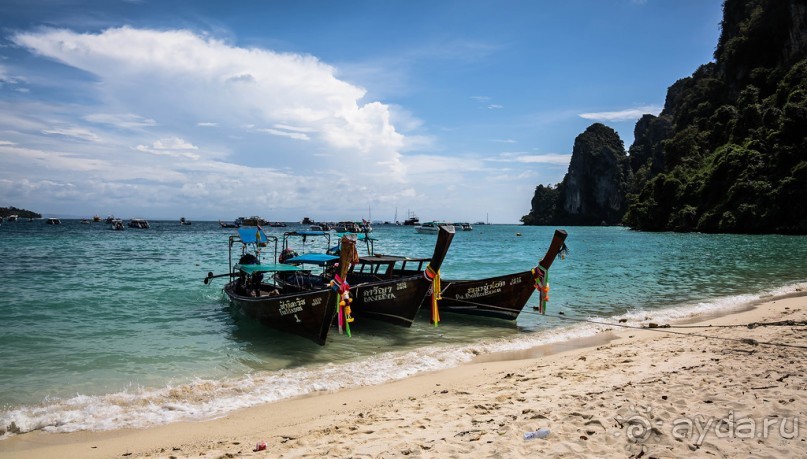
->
(0, 0), (722, 223)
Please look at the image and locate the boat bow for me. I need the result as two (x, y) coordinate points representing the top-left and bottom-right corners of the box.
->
(533, 229), (568, 314)
(422, 224), (456, 325)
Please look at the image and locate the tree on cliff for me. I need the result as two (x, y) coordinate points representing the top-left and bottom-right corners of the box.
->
(521, 184), (558, 225)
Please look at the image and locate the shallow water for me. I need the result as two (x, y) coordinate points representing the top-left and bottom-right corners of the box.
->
(0, 220), (805, 437)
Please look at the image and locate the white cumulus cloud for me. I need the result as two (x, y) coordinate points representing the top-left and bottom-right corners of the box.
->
(12, 26), (405, 169)
(578, 105), (662, 122)
(4, 26), (421, 218)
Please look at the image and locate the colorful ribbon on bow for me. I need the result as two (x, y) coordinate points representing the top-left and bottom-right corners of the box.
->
(423, 265), (441, 326)
(532, 265), (549, 314)
(330, 273), (353, 336)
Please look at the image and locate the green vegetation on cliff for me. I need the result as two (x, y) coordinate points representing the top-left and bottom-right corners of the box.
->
(626, 0), (807, 233)
(524, 0), (807, 234)
(0, 206), (41, 219)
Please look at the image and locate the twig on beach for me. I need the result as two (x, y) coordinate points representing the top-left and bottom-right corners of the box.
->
(454, 429), (483, 438)
(721, 348), (756, 354)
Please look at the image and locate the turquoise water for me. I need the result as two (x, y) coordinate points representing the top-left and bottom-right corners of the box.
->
(1, 221), (805, 437)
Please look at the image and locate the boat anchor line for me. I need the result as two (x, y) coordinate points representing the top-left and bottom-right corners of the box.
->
(518, 310), (807, 351)
(654, 319), (807, 329)
(437, 296), (525, 312)
(360, 312), (413, 323)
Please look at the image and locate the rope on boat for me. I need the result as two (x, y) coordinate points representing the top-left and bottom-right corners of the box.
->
(437, 296), (523, 313)
(517, 309), (807, 350)
(651, 320), (807, 329)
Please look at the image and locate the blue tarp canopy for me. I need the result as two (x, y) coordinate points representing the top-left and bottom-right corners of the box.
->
(235, 263), (303, 274)
(285, 253), (339, 265)
(237, 227), (271, 244)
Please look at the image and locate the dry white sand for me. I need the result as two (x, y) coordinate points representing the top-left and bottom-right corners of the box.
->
(2, 295), (805, 458)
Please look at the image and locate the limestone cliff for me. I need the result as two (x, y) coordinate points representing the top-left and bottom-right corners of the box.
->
(522, 123), (630, 226)
(525, 0), (807, 234)
(557, 124), (631, 225)
(624, 0), (807, 233)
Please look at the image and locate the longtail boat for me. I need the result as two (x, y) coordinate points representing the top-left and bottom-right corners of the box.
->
(205, 227), (353, 345)
(347, 224), (454, 327)
(277, 225), (456, 328)
(434, 229), (568, 320)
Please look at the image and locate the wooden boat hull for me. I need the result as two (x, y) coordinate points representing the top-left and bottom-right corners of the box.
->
(349, 275), (431, 327)
(345, 225), (455, 327)
(224, 282), (337, 345)
(434, 229), (568, 321)
(437, 270), (535, 320)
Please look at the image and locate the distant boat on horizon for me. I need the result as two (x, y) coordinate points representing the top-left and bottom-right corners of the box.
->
(403, 210), (419, 226)
(236, 216), (268, 226)
(475, 213), (490, 225)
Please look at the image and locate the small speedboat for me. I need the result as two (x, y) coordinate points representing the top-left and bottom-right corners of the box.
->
(128, 219), (150, 229)
(414, 221), (448, 234)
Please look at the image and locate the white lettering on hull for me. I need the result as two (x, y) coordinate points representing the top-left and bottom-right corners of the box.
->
(279, 297), (305, 316)
(362, 285), (397, 303)
(455, 280), (506, 300)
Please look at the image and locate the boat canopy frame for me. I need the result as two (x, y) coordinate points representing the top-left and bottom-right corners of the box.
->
(228, 227), (282, 275)
(282, 230), (333, 254)
(349, 254), (432, 280)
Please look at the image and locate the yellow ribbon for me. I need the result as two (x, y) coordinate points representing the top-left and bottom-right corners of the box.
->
(425, 265), (441, 326)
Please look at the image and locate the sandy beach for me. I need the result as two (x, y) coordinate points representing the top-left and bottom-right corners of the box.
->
(2, 294), (805, 458)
